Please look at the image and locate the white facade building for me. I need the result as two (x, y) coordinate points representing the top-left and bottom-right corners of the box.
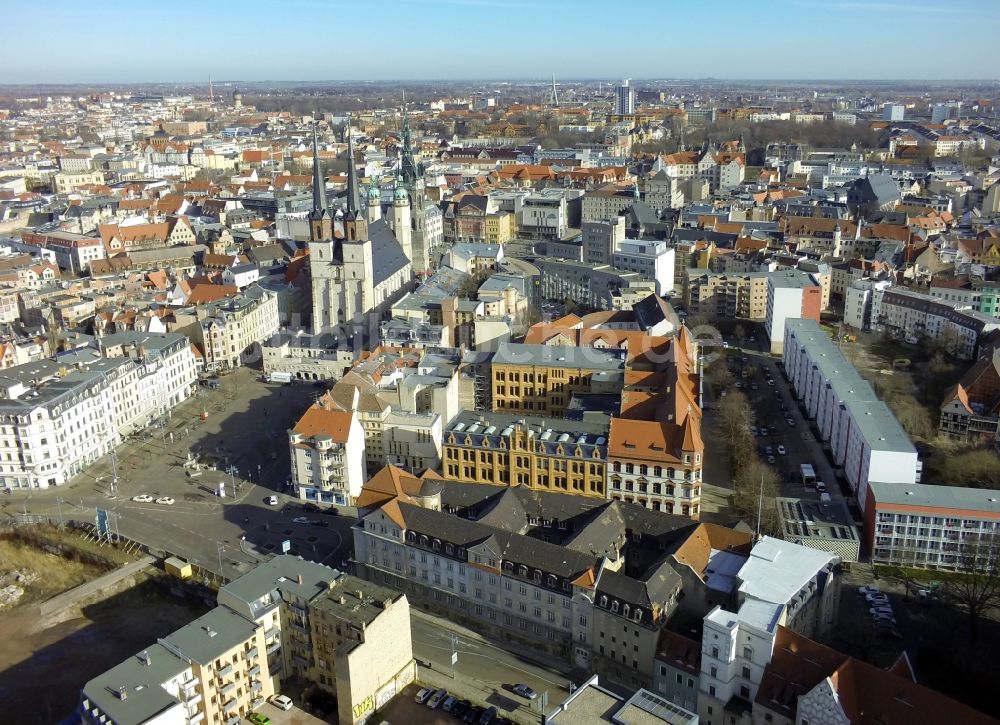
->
(843, 278), (892, 331)
(612, 240), (676, 295)
(289, 403), (367, 505)
(783, 319), (919, 511)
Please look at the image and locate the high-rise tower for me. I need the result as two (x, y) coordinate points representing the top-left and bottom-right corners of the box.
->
(398, 106), (430, 275)
(308, 121), (332, 242)
(615, 79), (634, 116)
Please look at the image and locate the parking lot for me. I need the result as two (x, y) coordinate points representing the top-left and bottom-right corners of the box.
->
(377, 683), (529, 725)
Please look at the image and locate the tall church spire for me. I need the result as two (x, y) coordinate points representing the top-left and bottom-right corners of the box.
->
(311, 119), (328, 214)
(345, 116), (361, 220)
(400, 105), (419, 185)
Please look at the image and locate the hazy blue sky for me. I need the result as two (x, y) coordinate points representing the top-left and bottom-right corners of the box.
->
(4, 0), (999, 83)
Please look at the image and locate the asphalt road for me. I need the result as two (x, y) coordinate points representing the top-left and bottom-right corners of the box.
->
(1, 367), (356, 579)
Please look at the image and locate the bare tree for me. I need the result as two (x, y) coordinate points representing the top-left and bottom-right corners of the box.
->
(945, 532), (1000, 640)
(717, 390), (754, 449)
(733, 324), (746, 348)
(731, 459), (782, 536)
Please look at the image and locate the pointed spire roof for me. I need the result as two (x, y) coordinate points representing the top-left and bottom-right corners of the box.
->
(400, 105), (419, 185)
(310, 119), (328, 217)
(345, 115), (361, 219)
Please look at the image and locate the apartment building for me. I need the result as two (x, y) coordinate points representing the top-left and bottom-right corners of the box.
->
(864, 481), (1000, 570)
(177, 286), (279, 372)
(843, 278), (892, 331)
(697, 537), (841, 725)
(536, 258), (656, 311)
(929, 275), (1000, 317)
(490, 342), (626, 417)
(764, 270), (822, 354)
(582, 184), (640, 224)
(612, 240), (675, 295)
(442, 410), (609, 498)
(353, 469), (727, 689)
(879, 287), (1000, 360)
(939, 348), (1000, 442)
(685, 269), (768, 321)
(21, 230), (107, 274)
(519, 190), (571, 240)
(289, 400), (367, 505)
(83, 556), (416, 725)
(583, 216), (627, 266)
(783, 319), (919, 511)
(53, 169), (105, 193)
(608, 417), (703, 517)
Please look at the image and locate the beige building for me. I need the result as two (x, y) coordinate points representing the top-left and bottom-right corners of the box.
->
(175, 286), (279, 371)
(83, 556), (416, 725)
(685, 269), (768, 321)
(53, 169), (106, 193)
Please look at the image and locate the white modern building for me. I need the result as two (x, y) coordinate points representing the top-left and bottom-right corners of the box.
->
(783, 319), (919, 511)
(697, 537), (840, 725)
(843, 278), (892, 331)
(612, 240), (676, 295)
(764, 271), (822, 354)
(878, 288), (1000, 360)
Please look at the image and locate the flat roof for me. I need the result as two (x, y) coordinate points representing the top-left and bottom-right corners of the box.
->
(870, 481), (1000, 516)
(161, 606), (258, 665)
(220, 554), (341, 607)
(776, 497), (859, 543)
(82, 643), (187, 724)
(738, 536), (837, 608)
(493, 342), (626, 372)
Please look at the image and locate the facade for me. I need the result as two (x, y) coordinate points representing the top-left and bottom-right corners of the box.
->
(878, 288), (1000, 360)
(783, 319), (919, 511)
(697, 538), (841, 725)
(536, 257), (656, 311)
(353, 469), (729, 689)
(607, 417), (704, 517)
(442, 410), (609, 498)
(0, 332), (196, 490)
(583, 216), (627, 266)
(490, 342), (626, 417)
(775, 497), (861, 562)
(864, 481), (1000, 570)
(843, 278), (892, 331)
(686, 270), (769, 321)
(764, 271), (822, 354)
(519, 190), (570, 240)
(289, 399), (367, 505)
(181, 286), (279, 371)
(615, 79), (635, 116)
(939, 349), (1000, 442)
(82, 556), (415, 725)
(929, 276), (1000, 317)
(612, 241), (675, 296)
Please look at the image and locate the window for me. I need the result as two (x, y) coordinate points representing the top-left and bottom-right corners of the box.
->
(710, 666), (717, 678)
(712, 646), (719, 659)
(742, 666), (751, 679)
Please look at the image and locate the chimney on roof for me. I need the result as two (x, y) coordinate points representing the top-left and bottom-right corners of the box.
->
(297, 574), (303, 585)
(140, 650), (151, 666)
(117, 686), (128, 701)
(339, 595), (346, 605)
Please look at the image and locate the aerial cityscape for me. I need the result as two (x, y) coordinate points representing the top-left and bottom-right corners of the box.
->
(0, 3), (999, 725)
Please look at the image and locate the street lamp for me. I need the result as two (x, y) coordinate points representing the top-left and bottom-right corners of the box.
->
(217, 542), (226, 578)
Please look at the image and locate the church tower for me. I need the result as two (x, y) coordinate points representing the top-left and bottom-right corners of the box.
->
(399, 107), (430, 275)
(393, 177), (412, 263)
(342, 123), (368, 243)
(308, 121), (333, 242)
(366, 176), (382, 224)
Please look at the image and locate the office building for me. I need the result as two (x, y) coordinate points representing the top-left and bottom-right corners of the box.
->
(616, 79), (635, 116)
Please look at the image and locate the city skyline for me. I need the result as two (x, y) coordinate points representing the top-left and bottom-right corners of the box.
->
(5, 0), (999, 84)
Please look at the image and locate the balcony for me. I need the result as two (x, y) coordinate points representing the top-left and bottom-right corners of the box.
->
(217, 663), (234, 679)
(225, 716), (241, 725)
(184, 692), (202, 708)
(222, 698), (237, 713)
(248, 664), (261, 678)
(189, 712), (205, 725)
(220, 682), (236, 697)
(246, 647), (258, 661)
(266, 641), (281, 656)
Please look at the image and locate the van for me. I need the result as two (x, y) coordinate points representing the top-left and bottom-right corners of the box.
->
(820, 493), (832, 504)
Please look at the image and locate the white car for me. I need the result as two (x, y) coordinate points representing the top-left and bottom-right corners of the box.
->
(265, 495), (278, 505)
(858, 586), (880, 597)
(872, 613), (896, 625)
(270, 694), (293, 711)
(292, 516), (311, 524)
(155, 496), (175, 505)
(870, 606), (893, 616)
(132, 494), (154, 503)
(777, 445), (786, 455)
(414, 687), (432, 704)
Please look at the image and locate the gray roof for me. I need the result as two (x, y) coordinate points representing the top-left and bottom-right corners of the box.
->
(161, 606), (259, 666)
(493, 342), (626, 372)
(81, 643), (188, 724)
(445, 410), (609, 457)
(869, 481), (1000, 514)
(768, 269), (818, 289)
(220, 554), (341, 610)
(368, 218), (412, 287)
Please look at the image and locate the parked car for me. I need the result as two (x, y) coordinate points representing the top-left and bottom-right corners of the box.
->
(414, 687), (432, 704)
(310, 519), (330, 528)
(155, 496), (175, 505)
(513, 684), (538, 700)
(759, 426), (769, 436)
(292, 516), (311, 524)
(767, 378), (775, 386)
(453, 700), (470, 718)
(464, 706), (483, 723)
(872, 613), (896, 624)
(131, 494), (154, 503)
(248, 715), (271, 725)
(265, 495), (278, 505)
(777, 445), (786, 455)
(815, 482), (827, 493)
(750, 426), (758, 436)
(478, 706), (498, 725)
(765, 446), (774, 456)
(269, 694), (293, 711)
(786, 417), (796, 427)
(858, 586), (881, 597)
(427, 688), (448, 709)
(442, 696), (458, 713)
(867, 593), (890, 605)
(870, 604), (893, 614)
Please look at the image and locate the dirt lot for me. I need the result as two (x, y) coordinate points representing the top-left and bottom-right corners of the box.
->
(0, 537), (108, 608)
(0, 577), (210, 723)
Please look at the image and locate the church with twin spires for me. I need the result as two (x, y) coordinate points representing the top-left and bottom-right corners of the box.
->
(308, 121), (412, 335)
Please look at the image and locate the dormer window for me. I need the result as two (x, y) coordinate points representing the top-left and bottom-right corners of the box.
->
(600, 595), (608, 607)
(611, 601), (619, 613)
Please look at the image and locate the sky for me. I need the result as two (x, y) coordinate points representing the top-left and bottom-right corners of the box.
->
(3, 0), (999, 83)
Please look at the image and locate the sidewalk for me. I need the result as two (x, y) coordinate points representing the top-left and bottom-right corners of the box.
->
(37, 555), (156, 622)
